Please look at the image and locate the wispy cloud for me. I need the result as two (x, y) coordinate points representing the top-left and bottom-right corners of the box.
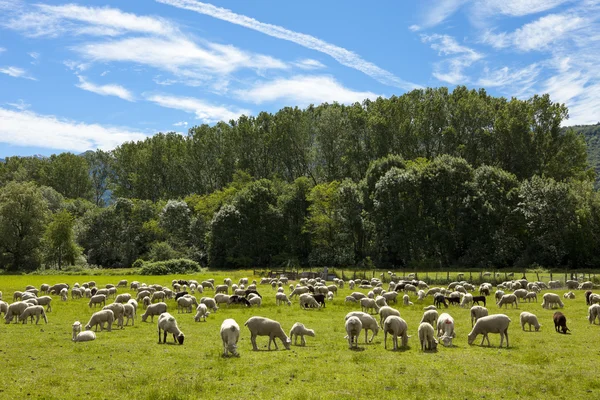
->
(28, 51), (39, 64)
(0, 66), (36, 80)
(157, 0), (420, 90)
(173, 121), (188, 127)
(0, 107), (148, 152)
(146, 94), (250, 123)
(421, 34), (484, 84)
(410, 0), (469, 30)
(6, 99), (30, 111)
(234, 75), (380, 106)
(477, 64), (540, 97)
(0, 47), (5, 53)
(294, 58), (326, 70)
(473, 0), (572, 18)
(76, 75), (134, 101)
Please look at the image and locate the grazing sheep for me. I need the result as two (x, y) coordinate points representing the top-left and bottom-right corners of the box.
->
(72, 321), (96, 342)
(151, 291), (166, 303)
(71, 288), (83, 300)
(89, 294), (106, 308)
(85, 309), (115, 332)
(345, 296), (358, 303)
(0, 300), (7, 316)
(141, 303), (168, 322)
(513, 289), (528, 300)
(585, 291), (593, 305)
(194, 303), (210, 322)
(200, 297), (219, 312)
(177, 296), (198, 313)
(579, 281), (594, 290)
(299, 293), (320, 309)
(418, 322), (438, 351)
(589, 294), (600, 305)
(215, 284), (229, 294)
(471, 296), (486, 307)
(103, 303), (125, 329)
(275, 292), (292, 306)
(436, 313), (456, 347)
(524, 292), (537, 302)
(520, 312), (541, 331)
(553, 312), (569, 334)
(383, 316), (409, 350)
(158, 312), (185, 344)
(123, 303), (135, 326)
(289, 322), (315, 346)
(563, 291), (575, 299)
(5, 302), (30, 324)
(382, 291), (398, 304)
(402, 294), (414, 306)
(434, 293), (448, 308)
(248, 296), (262, 307)
(345, 316), (362, 349)
(19, 305), (47, 324)
(468, 314), (511, 347)
(470, 306), (489, 327)
(244, 316), (291, 351)
(497, 294), (518, 309)
(345, 311), (379, 343)
(460, 293), (473, 308)
(49, 283), (69, 295)
(360, 297), (379, 314)
(423, 305), (437, 311)
(587, 304), (600, 324)
(495, 290), (505, 302)
(378, 306), (401, 328)
(220, 319), (240, 356)
(420, 309), (438, 327)
(34, 296), (52, 312)
(202, 281), (215, 291)
(143, 296), (151, 309)
(541, 293), (564, 309)
(114, 293), (132, 304)
(566, 280), (579, 290)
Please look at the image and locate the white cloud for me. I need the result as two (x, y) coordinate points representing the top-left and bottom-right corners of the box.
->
(474, 0), (571, 17)
(0, 47), (5, 53)
(157, 0), (420, 90)
(146, 94), (250, 123)
(0, 107), (148, 152)
(477, 64), (540, 97)
(412, 0), (469, 30)
(28, 51), (39, 64)
(0, 66), (36, 80)
(76, 75), (134, 101)
(234, 75), (380, 106)
(100, 70), (109, 76)
(173, 121), (188, 126)
(294, 59), (325, 70)
(6, 99), (30, 111)
(422, 34), (484, 84)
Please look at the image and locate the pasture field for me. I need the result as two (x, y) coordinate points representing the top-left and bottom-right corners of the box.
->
(1, 271), (598, 400)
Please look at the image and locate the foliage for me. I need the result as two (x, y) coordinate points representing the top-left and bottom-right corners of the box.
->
(138, 258), (201, 275)
(42, 210), (82, 269)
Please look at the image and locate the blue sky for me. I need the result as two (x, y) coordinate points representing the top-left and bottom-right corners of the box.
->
(0, 0), (599, 157)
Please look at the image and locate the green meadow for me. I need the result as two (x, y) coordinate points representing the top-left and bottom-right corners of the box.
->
(1, 271), (598, 400)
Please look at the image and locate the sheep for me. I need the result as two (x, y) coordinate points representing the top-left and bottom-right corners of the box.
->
(383, 316), (409, 350)
(85, 309), (115, 332)
(275, 292), (292, 306)
(348, 280), (355, 290)
(418, 322), (438, 351)
(158, 312), (185, 344)
(13, 291), (23, 301)
(520, 312), (541, 331)
(33, 296), (52, 312)
(345, 296), (358, 303)
(423, 305), (437, 311)
(553, 312), (569, 334)
(434, 293), (448, 308)
(95, 288), (109, 297)
(360, 297), (379, 314)
(123, 303), (135, 326)
(460, 293), (473, 308)
(345, 316), (362, 349)
(248, 296), (262, 307)
(345, 311), (379, 343)
(200, 297), (219, 312)
(579, 281), (594, 290)
(378, 306), (401, 328)
(524, 292), (537, 302)
(244, 316), (291, 351)
(194, 303), (210, 322)
(420, 309), (438, 327)
(563, 291), (575, 299)
(382, 291), (398, 304)
(0, 300), (7, 316)
(19, 305), (47, 324)
(114, 293), (132, 304)
(151, 291), (166, 303)
(299, 293), (320, 309)
(467, 314), (511, 347)
(5, 302), (31, 324)
(565, 280), (579, 290)
(103, 303), (125, 329)
(436, 313), (456, 347)
(40, 284), (50, 294)
(542, 293), (564, 309)
(289, 322), (315, 346)
(177, 296), (198, 313)
(72, 321), (96, 342)
(470, 306), (489, 327)
(589, 294), (600, 305)
(402, 294), (414, 306)
(587, 304), (600, 324)
(497, 294), (518, 309)
(49, 283), (69, 295)
(215, 284), (229, 294)
(220, 318), (240, 356)
(494, 290), (505, 302)
(548, 280), (562, 289)
(142, 296), (151, 309)
(201, 281), (215, 291)
(141, 302), (168, 322)
(137, 290), (151, 302)
(89, 294), (106, 308)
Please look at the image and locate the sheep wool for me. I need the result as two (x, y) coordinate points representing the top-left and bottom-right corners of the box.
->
(220, 319), (240, 356)
(289, 322), (315, 346)
(244, 316), (291, 351)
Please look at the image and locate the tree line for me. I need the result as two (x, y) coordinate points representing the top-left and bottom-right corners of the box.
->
(0, 86), (597, 272)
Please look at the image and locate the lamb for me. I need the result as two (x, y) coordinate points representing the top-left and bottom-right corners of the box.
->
(524, 292), (537, 302)
(143, 296), (151, 309)
(194, 303), (210, 322)
(19, 305), (47, 324)
(88, 294), (106, 308)
(123, 303), (135, 326)
(72, 321), (96, 342)
(85, 309), (115, 332)
(520, 312), (541, 331)
(141, 302), (168, 322)
(177, 296), (198, 313)
(494, 290), (505, 302)
(345, 311), (379, 343)
(299, 293), (320, 309)
(587, 304), (600, 324)
(137, 290), (151, 302)
(244, 316), (291, 351)
(345, 316), (362, 349)
(585, 291), (593, 305)
(470, 306), (488, 327)
(5, 302), (30, 324)
(275, 292), (292, 306)
(383, 316), (409, 350)
(114, 293), (132, 304)
(103, 303), (125, 329)
(378, 306), (401, 328)
(220, 318), (240, 356)
(553, 312), (569, 334)
(497, 294), (518, 308)
(345, 296), (358, 303)
(418, 322), (438, 351)
(158, 312), (185, 344)
(460, 293), (473, 308)
(589, 294), (600, 305)
(434, 293), (448, 308)
(420, 309), (438, 327)
(402, 294), (413, 306)
(467, 314), (511, 347)
(289, 322), (315, 346)
(0, 300), (7, 316)
(248, 296), (262, 307)
(375, 295), (387, 308)
(541, 293), (564, 309)
(471, 296), (486, 307)
(200, 297), (219, 312)
(563, 291), (575, 299)
(360, 297), (379, 314)
(312, 294), (326, 308)
(34, 296), (52, 312)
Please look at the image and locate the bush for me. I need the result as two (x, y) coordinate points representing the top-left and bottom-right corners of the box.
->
(139, 258), (201, 275)
(149, 241), (179, 262)
(132, 258), (145, 269)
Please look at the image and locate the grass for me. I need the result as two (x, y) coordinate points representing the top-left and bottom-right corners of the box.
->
(1, 271), (598, 399)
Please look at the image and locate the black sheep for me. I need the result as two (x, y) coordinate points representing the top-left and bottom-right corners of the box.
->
(228, 295), (250, 307)
(244, 289), (262, 299)
(91, 287), (97, 296)
(553, 312), (570, 334)
(445, 297), (460, 306)
(312, 294), (326, 308)
(472, 296), (486, 307)
(585, 290), (593, 306)
(174, 291), (188, 300)
(434, 293), (448, 308)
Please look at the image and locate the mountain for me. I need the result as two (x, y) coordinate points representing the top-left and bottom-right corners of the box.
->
(565, 123), (600, 186)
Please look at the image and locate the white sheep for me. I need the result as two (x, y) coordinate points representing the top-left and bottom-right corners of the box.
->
(345, 316), (362, 349)
(5, 302), (30, 324)
(468, 314), (511, 347)
(402, 294), (414, 306)
(194, 303), (210, 322)
(524, 292), (537, 302)
(382, 291), (398, 304)
(460, 293), (473, 308)
(418, 322), (438, 351)
(141, 302), (167, 322)
(72, 321), (96, 342)
(103, 303), (125, 329)
(122, 303), (135, 326)
(220, 318), (240, 356)
(151, 291), (166, 303)
(200, 297), (219, 312)
(360, 297), (379, 314)
(244, 316), (291, 351)
(345, 311), (379, 343)
(89, 294), (106, 308)
(248, 296), (262, 307)
(19, 305), (47, 324)
(589, 294), (600, 305)
(350, 292), (367, 301)
(345, 296), (358, 303)
(348, 280), (355, 290)
(215, 284), (229, 294)
(423, 305), (437, 311)
(378, 306), (401, 328)
(494, 290), (505, 302)
(158, 312), (184, 344)
(383, 315), (409, 350)
(520, 312), (541, 331)
(177, 296), (198, 313)
(541, 293), (564, 309)
(563, 291), (575, 299)
(289, 322), (315, 346)
(275, 292), (291, 306)
(420, 309), (438, 327)
(85, 309), (115, 332)
(497, 294), (518, 308)
(114, 293), (132, 304)
(588, 304), (600, 324)
(436, 313), (456, 347)
(60, 288), (68, 301)
(470, 306), (488, 327)
(0, 300), (7, 316)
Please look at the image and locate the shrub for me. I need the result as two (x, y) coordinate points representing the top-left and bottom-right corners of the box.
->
(132, 258), (145, 269)
(139, 258), (201, 275)
(149, 241), (179, 261)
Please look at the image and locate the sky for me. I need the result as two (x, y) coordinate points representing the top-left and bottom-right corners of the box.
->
(0, 0), (599, 157)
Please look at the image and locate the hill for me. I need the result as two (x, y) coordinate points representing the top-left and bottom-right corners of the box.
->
(565, 123), (600, 186)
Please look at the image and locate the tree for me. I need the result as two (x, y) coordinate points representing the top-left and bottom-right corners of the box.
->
(159, 200), (191, 249)
(84, 149), (113, 206)
(43, 210), (81, 269)
(42, 153), (93, 200)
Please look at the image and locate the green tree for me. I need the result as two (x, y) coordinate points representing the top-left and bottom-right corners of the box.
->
(43, 210), (81, 269)
(42, 153), (93, 200)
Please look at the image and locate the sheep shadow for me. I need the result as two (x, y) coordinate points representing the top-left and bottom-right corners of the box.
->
(348, 346), (366, 352)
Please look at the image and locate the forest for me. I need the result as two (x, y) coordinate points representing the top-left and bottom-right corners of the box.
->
(1, 86), (598, 272)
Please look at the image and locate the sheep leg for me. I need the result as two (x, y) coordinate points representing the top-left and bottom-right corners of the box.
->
(301, 335), (306, 346)
(158, 328), (162, 343)
(251, 334), (258, 351)
(384, 331), (388, 349)
(35, 314), (40, 325)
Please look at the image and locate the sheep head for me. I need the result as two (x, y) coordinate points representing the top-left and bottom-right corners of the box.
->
(175, 333), (185, 345)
